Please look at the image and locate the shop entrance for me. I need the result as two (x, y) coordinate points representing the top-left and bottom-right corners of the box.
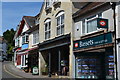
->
(75, 52), (105, 79)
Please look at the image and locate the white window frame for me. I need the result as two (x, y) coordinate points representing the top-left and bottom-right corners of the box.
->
(22, 34), (28, 44)
(44, 19), (51, 40)
(56, 11), (65, 36)
(21, 55), (27, 67)
(81, 14), (102, 35)
(32, 31), (39, 45)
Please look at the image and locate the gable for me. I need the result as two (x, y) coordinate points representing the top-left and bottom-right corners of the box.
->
(22, 24), (29, 33)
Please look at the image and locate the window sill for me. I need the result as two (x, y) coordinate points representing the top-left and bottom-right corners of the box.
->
(32, 43), (39, 47)
(81, 29), (106, 39)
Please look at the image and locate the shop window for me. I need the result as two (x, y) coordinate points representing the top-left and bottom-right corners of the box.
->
(33, 31), (39, 45)
(76, 56), (102, 79)
(106, 55), (114, 79)
(56, 11), (64, 36)
(82, 13), (102, 35)
(44, 19), (51, 40)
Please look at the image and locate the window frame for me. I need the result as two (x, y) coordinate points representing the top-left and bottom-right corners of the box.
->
(81, 13), (102, 35)
(22, 34), (28, 44)
(32, 31), (39, 45)
(56, 11), (65, 36)
(44, 19), (51, 40)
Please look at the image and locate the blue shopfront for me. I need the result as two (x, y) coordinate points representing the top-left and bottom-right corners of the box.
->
(73, 32), (115, 80)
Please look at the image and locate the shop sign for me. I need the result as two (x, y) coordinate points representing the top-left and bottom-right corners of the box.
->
(97, 18), (108, 28)
(32, 66), (39, 75)
(73, 32), (112, 50)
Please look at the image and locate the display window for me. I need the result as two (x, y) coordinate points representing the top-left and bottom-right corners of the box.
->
(76, 55), (102, 79)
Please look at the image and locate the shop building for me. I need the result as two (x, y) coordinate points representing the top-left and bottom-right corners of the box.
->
(13, 16), (36, 69)
(0, 36), (7, 61)
(25, 14), (39, 73)
(72, 2), (119, 80)
(38, 0), (84, 77)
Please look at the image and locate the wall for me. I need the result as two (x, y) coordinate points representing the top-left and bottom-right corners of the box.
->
(39, 1), (73, 43)
(39, 1), (75, 77)
(29, 30), (39, 49)
(73, 4), (114, 40)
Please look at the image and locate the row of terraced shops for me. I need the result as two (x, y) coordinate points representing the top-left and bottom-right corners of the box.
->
(13, 1), (120, 80)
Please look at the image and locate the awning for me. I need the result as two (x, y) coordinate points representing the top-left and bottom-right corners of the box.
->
(17, 47), (38, 55)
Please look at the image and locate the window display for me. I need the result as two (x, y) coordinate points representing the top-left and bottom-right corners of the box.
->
(106, 55), (114, 79)
(76, 56), (101, 79)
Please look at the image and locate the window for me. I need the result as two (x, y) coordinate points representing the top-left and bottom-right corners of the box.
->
(46, 0), (52, 8)
(22, 34), (28, 44)
(15, 37), (19, 47)
(45, 19), (51, 40)
(82, 13), (102, 34)
(33, 32), (39, 44)
(56, 11), (64, 35)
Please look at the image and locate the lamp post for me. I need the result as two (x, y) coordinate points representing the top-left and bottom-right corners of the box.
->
(111, 2), (118, 80)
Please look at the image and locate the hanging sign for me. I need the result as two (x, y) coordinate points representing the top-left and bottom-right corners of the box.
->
(97, 18), (108, 28)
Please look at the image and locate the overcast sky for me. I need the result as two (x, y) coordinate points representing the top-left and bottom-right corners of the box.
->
(1, 1), (43, 36)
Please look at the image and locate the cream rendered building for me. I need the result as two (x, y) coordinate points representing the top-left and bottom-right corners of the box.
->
(38, 0), (82, 78)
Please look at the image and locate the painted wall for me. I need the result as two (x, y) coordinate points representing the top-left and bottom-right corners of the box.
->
(39, 1), (75, 78)
(73, 4), (115, 40)
(29, 30), (39, 49)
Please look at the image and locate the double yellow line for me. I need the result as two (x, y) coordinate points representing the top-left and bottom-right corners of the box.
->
(3, 65), (24, 78)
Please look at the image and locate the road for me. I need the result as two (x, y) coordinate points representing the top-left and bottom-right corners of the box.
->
(2, 61), (25, 80)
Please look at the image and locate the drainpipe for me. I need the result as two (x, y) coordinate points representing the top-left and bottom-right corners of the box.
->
(110, 2), (118, 80)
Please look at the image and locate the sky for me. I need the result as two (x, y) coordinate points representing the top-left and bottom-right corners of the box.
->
(1, 1), (43, 36)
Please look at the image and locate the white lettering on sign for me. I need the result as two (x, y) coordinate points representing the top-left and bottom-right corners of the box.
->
(79, 40), (94, 47)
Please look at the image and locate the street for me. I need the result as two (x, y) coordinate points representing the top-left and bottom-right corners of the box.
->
(2, 61), (24, 80)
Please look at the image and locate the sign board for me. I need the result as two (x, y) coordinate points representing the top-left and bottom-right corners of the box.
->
(32, 66), (39, 75)
(73, 32), (112, 50)
(97, 18), (108, 28)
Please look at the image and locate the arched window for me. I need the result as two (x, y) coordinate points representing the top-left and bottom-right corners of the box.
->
(44, 19), (51, 40)
(56, 11), (64, 36)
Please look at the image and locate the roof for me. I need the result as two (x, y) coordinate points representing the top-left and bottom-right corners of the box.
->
(14, 16), (36, 40)
(72, 2), (106, 19)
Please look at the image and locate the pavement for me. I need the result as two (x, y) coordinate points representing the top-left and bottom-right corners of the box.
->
(4, 61), (48, 78)
(3, 61), (71, 80)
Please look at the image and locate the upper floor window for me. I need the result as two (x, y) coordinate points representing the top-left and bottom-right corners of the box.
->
(33, 31), (39, 45)
(82, 13), (102, 35)
(45, 19), (51, 40)
(15, 37), (19, 47)
(22, 34), (28, 44)
(46, 0), (59, 8)
(56, 11), (64, 36)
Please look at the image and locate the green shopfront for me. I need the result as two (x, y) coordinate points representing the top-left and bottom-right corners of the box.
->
(73, 32), (115, 80)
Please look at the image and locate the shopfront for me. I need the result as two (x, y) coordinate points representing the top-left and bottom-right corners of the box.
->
(39, 34), (70, 77)
(73, 32), (115, 80)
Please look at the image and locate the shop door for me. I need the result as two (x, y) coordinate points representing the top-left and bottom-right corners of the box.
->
(75, 53), (105, 79)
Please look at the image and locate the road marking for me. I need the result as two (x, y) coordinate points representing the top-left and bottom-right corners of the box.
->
(3, 65), (23, 78)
